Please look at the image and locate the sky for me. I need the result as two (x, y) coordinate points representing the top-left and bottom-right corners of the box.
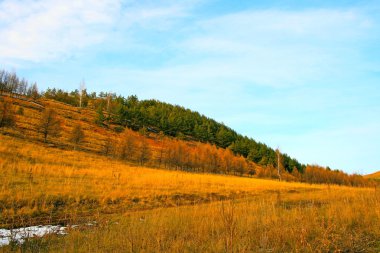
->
(1, 0), (379, 174)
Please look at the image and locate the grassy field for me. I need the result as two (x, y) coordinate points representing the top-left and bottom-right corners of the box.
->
(14, 189), (380, 252)
(0, 134), (320, 227)
(1, 134), (380, 252)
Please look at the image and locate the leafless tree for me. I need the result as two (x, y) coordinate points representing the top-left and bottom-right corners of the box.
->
(38, 108), (61, 143)
(276, 148), (282, 181)
(0, 101), (15, 128)
(27, 83), (39, 100)
(103, 136), (115, 156)
(79, 80), (86, 108)
(137, 139), (151, 165)
(69, 123), (85, 150)
(0, 70), (6, 95)
(119, 131), (136, 160)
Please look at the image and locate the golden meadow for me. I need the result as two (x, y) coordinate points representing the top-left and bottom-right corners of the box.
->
(1, 135), (379, 252)
(0, 96), (379, 252)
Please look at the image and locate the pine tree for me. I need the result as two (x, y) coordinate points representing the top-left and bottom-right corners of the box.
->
(95, 105), (105, 126)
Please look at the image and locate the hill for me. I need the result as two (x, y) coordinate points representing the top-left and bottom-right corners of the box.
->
(365, 171), (380, 179)
(0, 69), (373, 186)
(0, 133), (320, 228)
(1, 94), (260, 176)
(0, 134), (379, 252)
(0, 71), (379, 252)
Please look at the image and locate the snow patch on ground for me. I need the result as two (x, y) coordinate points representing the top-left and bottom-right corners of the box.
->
(0, 225), (66, 247)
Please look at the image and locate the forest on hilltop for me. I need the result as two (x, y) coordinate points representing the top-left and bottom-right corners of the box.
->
(0, 69), (373, 186)
(43, 84), (304, 174)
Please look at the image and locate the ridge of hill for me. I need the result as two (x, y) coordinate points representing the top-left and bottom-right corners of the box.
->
(1, 69), (303, 173)
(365, 171), (380, 179)
(1, 94), (261, 177)
(0, 69), (374, 186)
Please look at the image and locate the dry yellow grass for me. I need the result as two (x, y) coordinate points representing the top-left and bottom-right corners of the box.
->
(0, 134), (324, 227)
(1, 123), (379, 252)
(4, 186), (380, 252)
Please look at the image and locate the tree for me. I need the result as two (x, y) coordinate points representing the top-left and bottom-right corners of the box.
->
(0, 70), (5, 94)
(27, 83), (39, 100)
(38, 108), (61, 143)
(0, 101), (15, 128)
(276, 148), (282, 181)
(79, 80), (86, 108)
(118, 130), (136, 160)
(103, 136), (115, 156)
(216, 126), (236, 148)
(95, 105), (105, 126)
(137, 139), (151, 165)
(69, 124), (85, 149)
(157, 131), (166, 167)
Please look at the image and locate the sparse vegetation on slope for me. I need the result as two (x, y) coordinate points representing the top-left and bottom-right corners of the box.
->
(0, 71), (379, 252)
(365, 171), (380, 181)
(0, 69), (372, 187)
(0, 134), (319, 228)
(1, 134), (379, 252)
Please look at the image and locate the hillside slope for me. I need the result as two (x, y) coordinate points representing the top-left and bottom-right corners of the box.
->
(1, 94), (262, 177)
(1, 69), (303, 173)
(1, 93), (372, 186)
(2, 70), (375, 185)
(1, 133), (379, 252)
(365, 171), (380, 179)
(0, 133), (321, 228)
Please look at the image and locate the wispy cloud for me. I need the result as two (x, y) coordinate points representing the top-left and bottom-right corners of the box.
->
(0, 0), (198, 64)
(178, 8), (374, 87)
(1, 1), (379, 173)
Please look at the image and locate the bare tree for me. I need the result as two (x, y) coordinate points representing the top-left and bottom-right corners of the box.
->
(27, 83), (39, 100)
(17, 78), (28, 96)
(119, 131), (136, 160)
(79, 80), (86, 108)
(69, 123), (85, 150)
(276, 148), (282, 181)
(7, 72), (18, 97)
(0, 70), (6, 95)
(0, 101), (15, 128)
(157, 131), (165, 167)
(38, 108), (61, 143)
(137, 139), (151, 165)
(103, 136), (115, 156)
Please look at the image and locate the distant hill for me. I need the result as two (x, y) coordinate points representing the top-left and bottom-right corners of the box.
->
(364, 171), (380, 179)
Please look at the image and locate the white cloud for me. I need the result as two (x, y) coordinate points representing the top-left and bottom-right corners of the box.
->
(0, 0), (197, 64)
(178, 8), (374, 87)
(1, 2), (379, 174)
(197, 9), (372, 40)
(0, 0), (121, 63)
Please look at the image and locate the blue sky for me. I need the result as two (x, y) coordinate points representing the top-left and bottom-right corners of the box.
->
(1, 0), (379, 174)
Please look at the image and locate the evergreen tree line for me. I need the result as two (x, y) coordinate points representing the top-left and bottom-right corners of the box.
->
(0, 71), (372, 188)
(96, 96), (305, 174)
(0, 97), (372, 187)
(0, 69), (288, 173)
